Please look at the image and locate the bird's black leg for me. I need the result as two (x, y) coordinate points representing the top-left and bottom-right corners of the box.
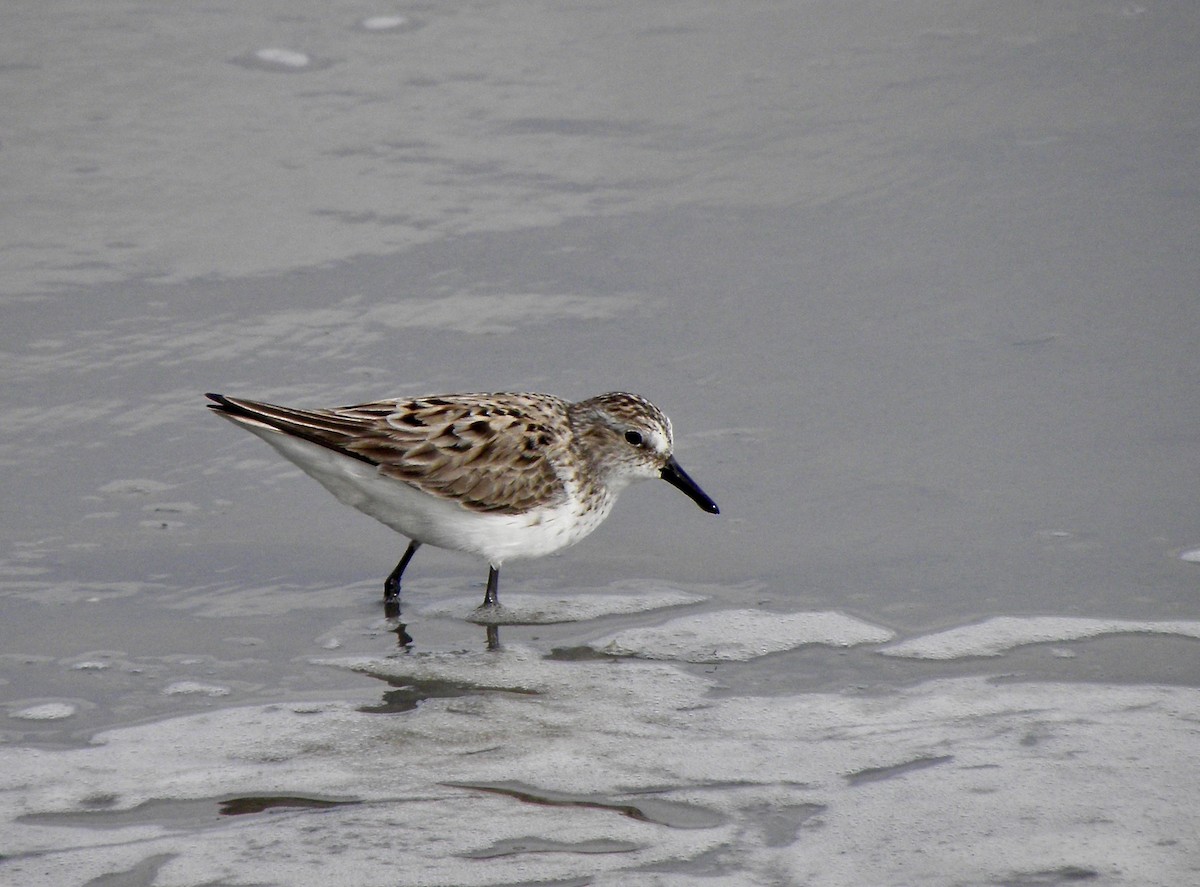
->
(482, 565), (500, 608)
(384, 540), (421, 601)
(383, 541), (421, 618)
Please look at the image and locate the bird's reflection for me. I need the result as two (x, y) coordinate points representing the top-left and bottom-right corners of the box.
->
(382, 596), (501, 650)
(390, 619), (414, 647)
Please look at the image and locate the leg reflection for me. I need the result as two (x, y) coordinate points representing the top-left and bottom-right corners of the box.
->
(380, 583), (502, 651)
(392, 620), (414, 647)
(381, 592), (413, 647)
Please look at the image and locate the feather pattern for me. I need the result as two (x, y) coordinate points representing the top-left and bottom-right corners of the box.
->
(208, 393), (572, 515)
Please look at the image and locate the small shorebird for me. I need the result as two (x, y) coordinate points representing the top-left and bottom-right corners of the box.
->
(206, 391), (718, 609)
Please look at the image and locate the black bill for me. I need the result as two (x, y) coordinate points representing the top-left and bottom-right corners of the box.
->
(660, 456), (720, 514)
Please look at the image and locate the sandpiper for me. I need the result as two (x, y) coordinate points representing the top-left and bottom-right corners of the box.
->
(207, 391), (719, 608)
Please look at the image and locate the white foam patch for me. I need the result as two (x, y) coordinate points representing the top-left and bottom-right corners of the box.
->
(9, 702), (77, 720)
(419, 588), (706, 625)
(253, 48), (310, 68)
(1, 580), (160, 606)
(880, 616), (1200, 659)
(228, 48), (333, 75)
(1, 651), (1194, 886)
(334, 646), (572, 695)
(98, 479), (175, 496)
(1180, 548), (1200, 563)
(162, 681), (231, 697)
(359, 15), (411, 31)
(589, 609), (895, 661)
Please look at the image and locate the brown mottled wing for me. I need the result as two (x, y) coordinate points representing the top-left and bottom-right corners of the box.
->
(357, 394), (572, 514)
(210, 393), (571, 515)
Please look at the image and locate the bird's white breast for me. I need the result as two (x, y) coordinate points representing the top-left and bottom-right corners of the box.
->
(238, 422), (614, 566)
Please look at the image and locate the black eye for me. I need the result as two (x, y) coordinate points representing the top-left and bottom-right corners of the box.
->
(624, 430), (643, 446)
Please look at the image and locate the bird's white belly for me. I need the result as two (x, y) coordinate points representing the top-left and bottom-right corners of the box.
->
(246, 425), (611, 565)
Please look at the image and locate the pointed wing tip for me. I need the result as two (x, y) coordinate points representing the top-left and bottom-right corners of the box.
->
(205, 393), (241, 415)
(205, 393), (264, 424)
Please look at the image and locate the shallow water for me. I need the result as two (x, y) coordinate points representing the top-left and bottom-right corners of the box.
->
(2, 1), (1199, 884)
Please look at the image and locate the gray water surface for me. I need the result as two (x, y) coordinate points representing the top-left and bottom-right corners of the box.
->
(2, 2), (1198, 884)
